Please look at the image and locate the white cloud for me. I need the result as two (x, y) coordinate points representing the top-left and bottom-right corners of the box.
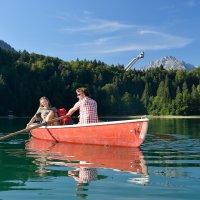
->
(61, 20), (133, 33)
(79, 29), (192, 54)
(79, 36), (120, 46)
(59, 14), (193, 55)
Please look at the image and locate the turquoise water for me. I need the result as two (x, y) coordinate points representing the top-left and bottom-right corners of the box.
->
(0, 118), (200, 200)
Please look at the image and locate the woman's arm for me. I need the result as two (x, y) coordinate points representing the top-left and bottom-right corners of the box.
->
(45, 110), (55, 122)
(26, 115), (36, 128)
(66, 107), (77, 116)
(26, 107), (41, 128)
(67, 102), (79, 116)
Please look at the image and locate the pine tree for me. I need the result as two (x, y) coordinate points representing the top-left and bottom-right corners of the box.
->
(182, 82), (190, 115)
(175, 86), (183, 115)
(190, 84), (200, 114)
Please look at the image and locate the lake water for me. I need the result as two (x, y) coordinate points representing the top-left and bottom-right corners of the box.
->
(0, 118), (200, 200)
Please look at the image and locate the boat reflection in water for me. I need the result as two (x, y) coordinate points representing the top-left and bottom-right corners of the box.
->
(26, 137), (149, 186)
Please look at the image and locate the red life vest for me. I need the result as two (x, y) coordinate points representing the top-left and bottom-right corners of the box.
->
(57, 108), (72, 125)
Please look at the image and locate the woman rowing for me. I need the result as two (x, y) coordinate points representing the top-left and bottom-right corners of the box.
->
(26, 96), (58, 128)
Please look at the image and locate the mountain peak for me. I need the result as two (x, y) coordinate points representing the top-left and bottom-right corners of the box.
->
(143, 56), (195, 71)
(0, 40), (16, 52)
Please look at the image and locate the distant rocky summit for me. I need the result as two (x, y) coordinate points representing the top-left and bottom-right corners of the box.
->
(143, 56), (195, 71)
(0, 40), (16, 51)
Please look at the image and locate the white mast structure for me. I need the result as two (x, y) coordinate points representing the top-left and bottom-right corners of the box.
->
(124, 51), (144, 71)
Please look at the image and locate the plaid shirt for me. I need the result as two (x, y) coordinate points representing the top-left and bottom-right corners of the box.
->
(73, 167), (97, 184)
(73, 96), (99, 124)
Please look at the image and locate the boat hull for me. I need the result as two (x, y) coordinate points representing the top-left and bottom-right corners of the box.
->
(30, 118), (149, 147)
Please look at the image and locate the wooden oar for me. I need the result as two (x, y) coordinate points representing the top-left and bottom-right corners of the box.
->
(0, 114), (70, 141)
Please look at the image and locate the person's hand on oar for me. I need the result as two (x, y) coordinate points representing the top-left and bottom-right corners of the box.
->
(26, 96), (58, 129)
(0, 114), (69, 141)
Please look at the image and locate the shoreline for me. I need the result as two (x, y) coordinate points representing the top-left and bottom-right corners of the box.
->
(0, 115), (200, 119)
(100, 115), (200, 119)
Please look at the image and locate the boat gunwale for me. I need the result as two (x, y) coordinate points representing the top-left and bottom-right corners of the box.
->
(33, 118), (149, 129)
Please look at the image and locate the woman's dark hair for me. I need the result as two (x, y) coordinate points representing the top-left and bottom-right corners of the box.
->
(76, 87), (90, 97)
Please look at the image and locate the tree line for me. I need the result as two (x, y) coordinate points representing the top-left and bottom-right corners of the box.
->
(0, 48), (200, 116)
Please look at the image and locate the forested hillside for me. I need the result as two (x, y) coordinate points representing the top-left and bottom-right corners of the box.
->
(0, 48), (199, 116)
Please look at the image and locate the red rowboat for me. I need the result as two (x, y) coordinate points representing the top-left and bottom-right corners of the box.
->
(26, 137), (148, 176)
(30, 118), (149, 147)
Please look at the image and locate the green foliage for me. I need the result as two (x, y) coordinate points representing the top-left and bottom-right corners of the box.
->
(0, 48), (199, 116)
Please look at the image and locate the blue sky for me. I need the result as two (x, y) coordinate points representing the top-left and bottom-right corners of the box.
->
(0, 0), (200, 68)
